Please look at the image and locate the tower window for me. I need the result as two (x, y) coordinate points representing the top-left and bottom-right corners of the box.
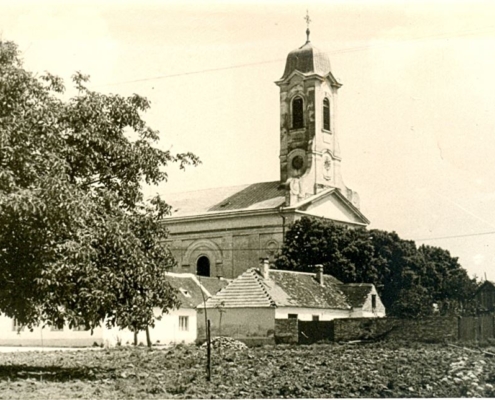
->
(292, 97), (304, 129)
(323, 98), (330, 131)
(197, 256), (210, 277)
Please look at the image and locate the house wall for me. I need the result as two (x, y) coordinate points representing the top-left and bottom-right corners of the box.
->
(197, 307), (275, 342)
(104, 308), (197, 346)
(276, 307), (352, 321)
(0, 308), (197, 347)
(0, 314), (105, 347)
(359, 287), (386, 317)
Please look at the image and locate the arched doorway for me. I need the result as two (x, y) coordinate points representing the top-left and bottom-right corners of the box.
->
(196, 256), (210, 277)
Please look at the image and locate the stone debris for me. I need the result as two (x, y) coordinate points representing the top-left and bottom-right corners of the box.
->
(447, 356), (491, 397)
(201, 336), (248, 351)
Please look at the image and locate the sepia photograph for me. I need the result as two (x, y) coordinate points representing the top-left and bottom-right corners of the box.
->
(1, 0), (495, 398)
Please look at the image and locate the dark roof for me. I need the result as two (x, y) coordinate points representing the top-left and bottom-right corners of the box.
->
(197, 276), (231, 298)
(338, 284), (374, 308)
(162, 181), (286, 218)
(475, 280), (495, 294)
(282, 41), (332, 79)
(202, 268), (377, 311)
(166, 274), (208, 308)
(267, 270), (349, 309)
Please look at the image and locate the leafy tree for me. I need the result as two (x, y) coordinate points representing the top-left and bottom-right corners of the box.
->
(0, 41), (199, 341)
(275, 217), (477, 318)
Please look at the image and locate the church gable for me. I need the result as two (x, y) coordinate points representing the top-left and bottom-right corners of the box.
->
(294, 190), (369, 226)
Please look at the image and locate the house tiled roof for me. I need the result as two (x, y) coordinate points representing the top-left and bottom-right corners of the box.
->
(201, 269), (276, 308)
(197, 276), (231, 298)
(202, 268), (377, 311)
(162, 181), (286, 218)
(166, 274), (209, 309)
(267, 270), (350, 310)
(338, 284), (373, 308)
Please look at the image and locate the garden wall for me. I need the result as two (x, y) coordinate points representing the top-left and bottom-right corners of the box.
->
(274, 318), (298, 344)
(332, 317), (459, 343)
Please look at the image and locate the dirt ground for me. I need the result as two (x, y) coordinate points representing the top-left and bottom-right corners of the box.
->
(0, 341), (494, 398)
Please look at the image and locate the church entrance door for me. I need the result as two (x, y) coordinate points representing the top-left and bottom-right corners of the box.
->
(197, 256), (210, 277)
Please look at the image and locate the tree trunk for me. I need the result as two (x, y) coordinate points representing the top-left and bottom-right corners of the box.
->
(133, 331), (138, 346)
(146, 326), (152, 348)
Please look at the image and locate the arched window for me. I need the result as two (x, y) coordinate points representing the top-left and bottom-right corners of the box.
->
(196, 256), (210, 277)
(292, 97), (304, 129)
(323, 98), (330, 131)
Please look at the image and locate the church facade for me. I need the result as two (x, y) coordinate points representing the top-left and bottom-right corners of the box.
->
(163, 32), (369, 279)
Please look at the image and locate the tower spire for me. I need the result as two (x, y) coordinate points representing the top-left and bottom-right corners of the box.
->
(304, 10), (311, 43)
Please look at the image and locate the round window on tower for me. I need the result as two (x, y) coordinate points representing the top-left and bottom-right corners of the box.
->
(288, 150), (307, 178)
(292, 156), (304, 170)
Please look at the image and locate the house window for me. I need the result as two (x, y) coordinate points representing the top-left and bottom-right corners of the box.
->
(323, 98), (330, 131)
(312, 315), (319, 321)
(179, 316), (189, 331)
(371, 294), (377, 310)
(288, 314), (298, 320)
(12, 318), (24, 332)
(292, 97), (304, 129)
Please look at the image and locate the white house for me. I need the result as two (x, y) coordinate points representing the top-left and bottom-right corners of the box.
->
(0, 273), (229, 347)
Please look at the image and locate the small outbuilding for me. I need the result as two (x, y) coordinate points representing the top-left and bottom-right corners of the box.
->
(474, 280), (495, 313)
(198, 260), (385, 343)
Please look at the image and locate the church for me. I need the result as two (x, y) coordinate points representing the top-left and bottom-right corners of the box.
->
(163, 27), (369, 280)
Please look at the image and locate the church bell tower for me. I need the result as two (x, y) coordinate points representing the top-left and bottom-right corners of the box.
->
(276, 18), (360, 208)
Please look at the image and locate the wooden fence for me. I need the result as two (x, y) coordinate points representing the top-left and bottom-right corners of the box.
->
(458, 314), (495, 341)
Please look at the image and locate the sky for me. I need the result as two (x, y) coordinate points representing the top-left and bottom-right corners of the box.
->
(2, 0), (495, 280)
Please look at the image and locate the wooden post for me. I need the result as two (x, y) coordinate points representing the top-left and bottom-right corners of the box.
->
(207, 319), (211, 382)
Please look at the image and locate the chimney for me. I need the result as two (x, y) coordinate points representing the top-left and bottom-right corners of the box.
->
(259, 257), (270, 279)
(315, 264), (324, 286)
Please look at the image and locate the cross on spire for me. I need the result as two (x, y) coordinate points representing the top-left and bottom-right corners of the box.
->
(304, 10), (311, 43)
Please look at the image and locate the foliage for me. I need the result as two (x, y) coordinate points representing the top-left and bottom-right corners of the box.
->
(275, 217), (477, 317)
(0, 41), (199, 334)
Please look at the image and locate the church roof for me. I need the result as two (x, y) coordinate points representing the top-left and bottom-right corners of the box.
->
(281, 41), (332, 80)
(164, 181), (286, 218)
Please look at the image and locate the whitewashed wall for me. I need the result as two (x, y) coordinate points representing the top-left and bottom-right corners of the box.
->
(0, 307), (197, 347)
(275, 307), (352, 321)
(0, 314), (105, 347)
(103, 308), (197, 346)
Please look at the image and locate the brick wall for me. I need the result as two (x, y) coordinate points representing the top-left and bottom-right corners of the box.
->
(332, 317), (459, 343)
(275, 319), (298, 344)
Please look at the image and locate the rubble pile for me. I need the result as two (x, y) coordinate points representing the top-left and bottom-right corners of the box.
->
(201, 336), (248, 350)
